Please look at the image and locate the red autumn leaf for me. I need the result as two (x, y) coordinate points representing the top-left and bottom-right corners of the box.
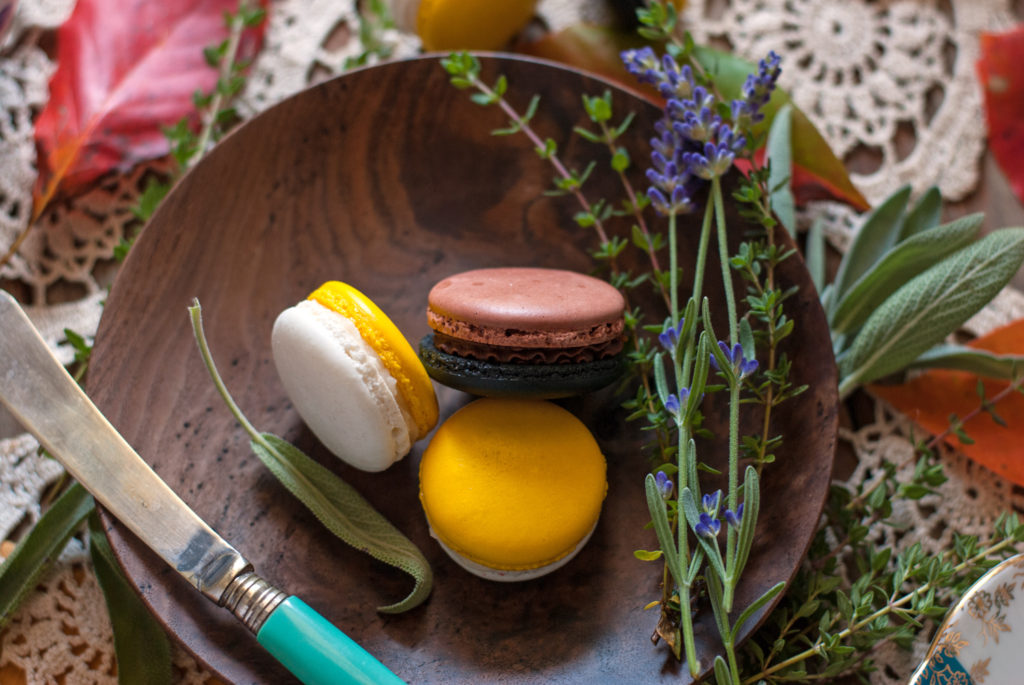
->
(977, 26), (1024, 206)
(33, 0), (268, 218)
(870, 318), (1024, 485)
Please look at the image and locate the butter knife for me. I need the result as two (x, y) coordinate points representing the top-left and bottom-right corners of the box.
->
(0, 290), (404, 685)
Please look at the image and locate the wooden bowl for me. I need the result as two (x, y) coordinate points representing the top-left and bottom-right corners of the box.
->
(87, 54), (837, 684)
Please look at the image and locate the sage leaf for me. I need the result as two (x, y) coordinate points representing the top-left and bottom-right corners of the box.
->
(899, 186), (942, 241)
(830, 214), (983, 336)
(252, 434), (432, 613)
(189, 301), (432, 614)
(831, 185), (912, 307)
(766, 103), (796, 237)
(908, 343), (1024, 380)
(806, 216), (826, 294)
(0, 481), (93, 630)
(838, 228), (1024, 396)
(88, 513), (173, 685)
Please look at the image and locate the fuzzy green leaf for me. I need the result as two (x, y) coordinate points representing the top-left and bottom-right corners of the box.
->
(839, 228), (1024, 394)
(0, 481), (94, 630)
(831, 186), (912, 305)
(731, 581), (786, 643)
(830, 213), (984, 336)
(89, 513), (173, 685)
(908, 343), (1024, 380)
(806, 217), (827, 295)
(645, 474), (684, 587)
(252, 434), (432, 613)
(189, 302), (431, 614)
(766, 104), (796, 237)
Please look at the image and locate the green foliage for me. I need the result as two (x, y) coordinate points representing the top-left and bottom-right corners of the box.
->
(838, 228), (1024, 394)
(190, 302), (432, 613)
(741, 444), (1024, 681)
(89, 513), (173, 685)
(0, 482), (93, 630)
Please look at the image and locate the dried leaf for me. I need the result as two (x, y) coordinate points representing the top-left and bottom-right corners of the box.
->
(33, 0), (267, 214)
(871, 318), (1024, 486)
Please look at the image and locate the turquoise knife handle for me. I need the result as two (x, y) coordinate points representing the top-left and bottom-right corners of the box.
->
(257, 596), (405, 685)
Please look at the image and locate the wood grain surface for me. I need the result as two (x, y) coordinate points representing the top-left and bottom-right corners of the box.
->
(86, 55), (838, 684)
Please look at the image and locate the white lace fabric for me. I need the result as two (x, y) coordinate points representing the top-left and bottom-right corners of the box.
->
(1, 0), (1021, 683)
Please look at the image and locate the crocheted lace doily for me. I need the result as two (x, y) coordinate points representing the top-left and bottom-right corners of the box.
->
(1, 0), (1021, 683)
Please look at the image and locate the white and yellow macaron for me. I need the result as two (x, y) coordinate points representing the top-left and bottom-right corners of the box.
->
(271, 281), (438, 472)
(419, 398), (607, 581)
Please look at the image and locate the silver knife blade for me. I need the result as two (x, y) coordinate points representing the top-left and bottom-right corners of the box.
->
(0, 289), (250, 603)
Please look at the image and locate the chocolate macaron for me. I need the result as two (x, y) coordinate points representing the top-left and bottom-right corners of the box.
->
(418, 267), (626, 398)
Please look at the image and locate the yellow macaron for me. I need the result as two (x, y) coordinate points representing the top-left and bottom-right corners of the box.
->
(388, 0), (538, 52)
(272, 281), (439, 471)
(419, 398), (607, 581)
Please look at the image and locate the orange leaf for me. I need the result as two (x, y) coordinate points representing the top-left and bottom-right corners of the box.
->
(870, 318), (1024, 485)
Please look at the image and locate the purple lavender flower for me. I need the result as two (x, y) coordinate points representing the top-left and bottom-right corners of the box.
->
(711, 341), (759, 379)
(621, 47), (663, 86)
(655, 470), (674, 500)
(663, 388), (690, 416)
(621, 48), (783, 216)
(695, 512), (721, 539)
(702, 490), (722, 516)
(732, 51), (783, 128)
(724, 503), (744, 529)
(658, 319), (685, 352)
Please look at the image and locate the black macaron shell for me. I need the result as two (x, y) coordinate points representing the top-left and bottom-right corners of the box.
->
(418, 334), (625, 400)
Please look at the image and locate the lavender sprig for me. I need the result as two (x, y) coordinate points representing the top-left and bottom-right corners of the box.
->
(624, 43), (783, 684)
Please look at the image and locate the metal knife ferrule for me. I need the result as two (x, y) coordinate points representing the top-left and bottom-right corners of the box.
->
(221, 571), (288, 634)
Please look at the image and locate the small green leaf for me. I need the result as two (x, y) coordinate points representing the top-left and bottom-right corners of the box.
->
(89, 513), (173, 685)
(130, 177), (171, 222)
(573, 126), (602, 143)
(634, 549), (664, 561)
(611, 146), (630, 173)
(0, 481), (94, 630)
(830, 213), (983, 335)
(713, 655), (731, 684)
(806, 217), (827, 295)
(731, 581), (786, 643)
(838, 228), (1024, 395)
(645, 474), (684, 588)
(766, 104), (795, 237)
(908, 343), (1024, 379)
(739, 318), (756, 362)
(832, 185), (912, 303)
(899, 186), (943, 240)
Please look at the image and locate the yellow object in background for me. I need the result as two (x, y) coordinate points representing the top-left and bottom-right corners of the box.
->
(388, 0), (539, 51)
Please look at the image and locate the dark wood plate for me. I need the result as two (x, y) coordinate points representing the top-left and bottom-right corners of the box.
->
(87, 55), (837, 684)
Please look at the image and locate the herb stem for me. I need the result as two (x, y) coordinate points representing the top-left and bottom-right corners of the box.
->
(190, 2), (252, 169)
(599, 120), (670, 309)
(188, 301), (262, 440)
(745, 536), (1020, 683)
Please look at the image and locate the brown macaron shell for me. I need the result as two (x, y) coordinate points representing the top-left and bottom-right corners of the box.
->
(427, 267), (626, 351)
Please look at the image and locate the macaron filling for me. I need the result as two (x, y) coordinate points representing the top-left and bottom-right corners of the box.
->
(272, 300), (414, 470)
(309, 281), (438, 439)
(430, 523), (598, 582)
